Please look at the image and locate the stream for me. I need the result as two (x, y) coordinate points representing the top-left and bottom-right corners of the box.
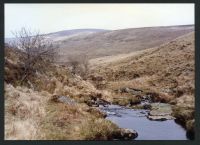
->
(99, 104), (188, 140)
(57, 95), (189, 140)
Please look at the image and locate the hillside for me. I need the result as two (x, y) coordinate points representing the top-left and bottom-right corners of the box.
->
(43, 29), (108, 42)
(5, 29), (108, 44)
(4, 26), (195, 140)
(56, 25), (194, 63)
(89, 32), (195, 136)
(4, 47), (131, 140)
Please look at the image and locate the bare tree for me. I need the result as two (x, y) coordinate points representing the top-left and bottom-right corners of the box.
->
(67, 56), (80, 75)
(67, 54), (89, 78)
(79, 54), (89, 78)
(11, 27), (58, 82)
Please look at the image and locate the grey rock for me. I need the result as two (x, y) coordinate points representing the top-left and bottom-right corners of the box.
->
(148, 115), (175, 121)
(114, 128), (138, 140)
(119, 87), (143, 95)
(58, 96), (76, 105)
(147, 103), (174, 121)
(91, 104), (99, 107)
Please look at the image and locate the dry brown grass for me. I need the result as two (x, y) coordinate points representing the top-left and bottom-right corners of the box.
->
(90, 32), (195, 134)
(57, 25), (194, 61)
(4, 80), (116, 140)
(77, 118), (118, 140)
(91, 32), (194, 103)
(4, 46), (119, 140)
(40, 100), (118, 140)
(5, 29), (195, 140)
(4, 83), (51, 140)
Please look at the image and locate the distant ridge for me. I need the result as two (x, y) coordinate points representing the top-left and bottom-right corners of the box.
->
(56, 25), (194, 61)
(5, 28), (109, 43)
(45, 28), (109, 36)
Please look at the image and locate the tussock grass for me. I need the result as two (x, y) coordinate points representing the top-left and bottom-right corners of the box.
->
(112, 95), (141, 106)
(90, 32), (195, 134)
(5, 83), (50, 140)
(41, 100), (118, 140)
(78, 118), (118, 140)
(5, 30), (195, 140)
(91, 33), (194, 103)
(5, 45), (119, 140)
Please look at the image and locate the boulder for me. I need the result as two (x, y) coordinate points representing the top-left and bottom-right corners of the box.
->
(118, 87), (143, 95)
(143, 104), (152, 110)
(148, 115), (175, 121)
(50, 95), (60, 102)
(186, 119), (195, 140)
(147, 103), (174, 121)
(91, 104), (99, 107)
(58, 96), (76, 105)
(86, 98), (110, 107)
(141, 95), (153, 103)
(85, 99), (95, 106)
(96, 98), (111, 106)
(149, 109), (172, 116)
(114, 128), (138, 140)
(128, 88), (143, 95)
(50, 95), (77, 105)
(145, 92), (160, 102)
(113, 96), (141, 107)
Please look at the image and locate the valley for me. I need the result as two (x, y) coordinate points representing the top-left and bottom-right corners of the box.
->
(4, 25), (195, 140)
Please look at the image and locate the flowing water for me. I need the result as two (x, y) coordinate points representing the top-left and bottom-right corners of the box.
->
(99, 104), (188, 140)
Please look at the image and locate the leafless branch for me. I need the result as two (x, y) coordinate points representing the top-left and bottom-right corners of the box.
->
(10, 27), (58, 83)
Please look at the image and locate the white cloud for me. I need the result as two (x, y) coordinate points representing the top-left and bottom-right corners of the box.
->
(5, 4), (194, 37)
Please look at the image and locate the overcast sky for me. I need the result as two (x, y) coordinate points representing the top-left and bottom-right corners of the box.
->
(5, 4), (194, 38)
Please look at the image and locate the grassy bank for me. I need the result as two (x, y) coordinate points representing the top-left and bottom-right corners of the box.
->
(89, 32), (195, 134)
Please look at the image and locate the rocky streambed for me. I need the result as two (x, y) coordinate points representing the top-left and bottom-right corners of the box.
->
(99, 104), (188, 140)
(52, 93), (190, 140)
(90, 87), (190, 140)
